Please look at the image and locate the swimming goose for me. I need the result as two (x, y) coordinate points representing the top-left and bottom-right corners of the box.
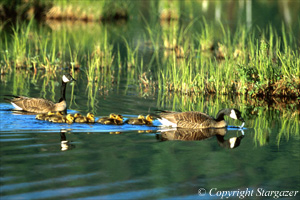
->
(97, 113), (123, 125)
(4, 74), (75, 113)
(158, 108), (244, 128)
(125, 114), (153, 125)
(74, 113), (95, 123)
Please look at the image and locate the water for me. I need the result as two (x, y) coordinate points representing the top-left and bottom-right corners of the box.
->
(1, 97), (299, 199)
(1, 1), (300, 199)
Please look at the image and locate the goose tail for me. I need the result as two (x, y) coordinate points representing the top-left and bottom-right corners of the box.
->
(157, 118), (178, 127)
(4, 95), (20, 101)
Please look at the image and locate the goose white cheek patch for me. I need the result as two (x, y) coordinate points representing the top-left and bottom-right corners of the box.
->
(229, 137), (237, 148)
(62, 75), (70, 83)
(230, 109), (238, 119)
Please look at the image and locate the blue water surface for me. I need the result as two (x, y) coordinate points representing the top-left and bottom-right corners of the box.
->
(1, 103), (298, 200)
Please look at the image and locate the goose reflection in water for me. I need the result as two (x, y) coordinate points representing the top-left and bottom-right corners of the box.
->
(157, 128), (244, 149)
(60, 129), (75, 151)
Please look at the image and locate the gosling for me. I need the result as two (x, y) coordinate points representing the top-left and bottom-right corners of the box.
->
(125, 114), (153, 125)
(74, 113), (95, 123)
(97, 113), (123, 125)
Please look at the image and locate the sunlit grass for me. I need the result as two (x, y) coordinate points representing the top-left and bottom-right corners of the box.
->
(141, 19), (300, 98)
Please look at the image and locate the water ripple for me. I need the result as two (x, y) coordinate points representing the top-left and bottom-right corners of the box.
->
(0, 172), (99, 192)
(1, 179), (145, 200)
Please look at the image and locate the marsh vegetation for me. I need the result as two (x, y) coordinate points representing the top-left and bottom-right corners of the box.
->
(1, 0), (299, 139)
(0, 1), (299, 198)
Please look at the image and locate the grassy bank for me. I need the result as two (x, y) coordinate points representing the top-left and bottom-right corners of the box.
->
(1, 19), (299, 99)
(132, 19), (300, 99)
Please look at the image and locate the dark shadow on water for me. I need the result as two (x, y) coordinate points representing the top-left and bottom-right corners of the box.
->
(60, 129), (76, 151)
(157, 128), (245, 149)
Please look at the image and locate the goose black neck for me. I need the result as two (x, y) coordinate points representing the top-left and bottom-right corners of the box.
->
(215, 109), (230, 121)
(59, 80), (67, 102)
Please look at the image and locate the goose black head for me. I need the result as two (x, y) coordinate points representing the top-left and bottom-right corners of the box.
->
(229, 109), (244, 122)
(62, 74), (76, 83)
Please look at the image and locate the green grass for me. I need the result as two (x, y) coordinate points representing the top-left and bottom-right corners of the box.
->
(148, 20), (300, 98)
(0, 0), (299, 152)
(1, 17), (299, 100)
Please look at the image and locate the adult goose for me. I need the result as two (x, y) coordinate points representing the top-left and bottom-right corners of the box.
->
(4, 74), (75, 113)
(157, 108), (244, 129)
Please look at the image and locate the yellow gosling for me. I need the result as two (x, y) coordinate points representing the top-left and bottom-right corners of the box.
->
(125, 114), (153, 125)
(74, 113), (95, 123)
(65, 114), (74, 124)
(96, 113), (117, 124)
(49, 114), (74, 124)
(36, 111), (55, 120)
(97, 113), (123, 125)
(145, 114), (154, 125)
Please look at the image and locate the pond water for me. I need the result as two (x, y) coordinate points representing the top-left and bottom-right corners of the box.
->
(1, 77), (299, 199)
(1, 1), (300, 199)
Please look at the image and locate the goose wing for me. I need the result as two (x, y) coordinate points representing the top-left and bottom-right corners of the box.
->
(7, 96), (56, 113)
(160, 111), (215, 128)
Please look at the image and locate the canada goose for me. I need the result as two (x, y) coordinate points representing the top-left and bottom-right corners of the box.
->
(4, 74), (75, 113)
(74, 113), (95, 123)
(157, 108), (244, 128)
(36, 111), (55, 120)
(97, 113), (123, 125)
(125, 114), (153, 125)
(49, 114), (74, 124)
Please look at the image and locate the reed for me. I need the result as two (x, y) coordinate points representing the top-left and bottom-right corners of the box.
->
(1, 8), (299, 112)
(150, 19), (300, 98)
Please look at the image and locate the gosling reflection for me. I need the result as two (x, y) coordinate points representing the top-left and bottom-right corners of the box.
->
(60, 129), (75, 151)
(157, 128), (244, 149)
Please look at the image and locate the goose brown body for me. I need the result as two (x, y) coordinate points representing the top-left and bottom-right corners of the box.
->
(158, 109), (244, 129)
(11, 97), (67, 113)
